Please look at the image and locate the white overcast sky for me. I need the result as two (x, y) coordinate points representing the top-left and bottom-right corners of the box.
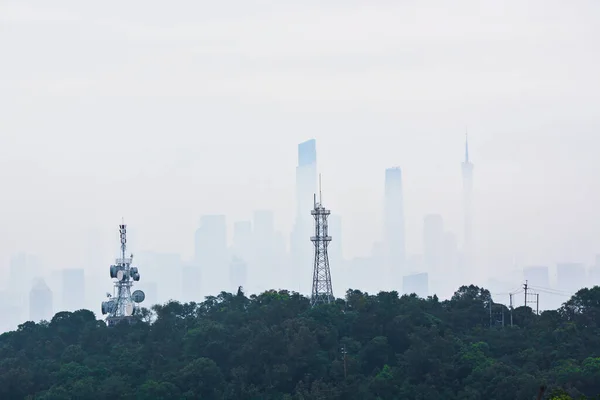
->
(0, 0), (599, 275)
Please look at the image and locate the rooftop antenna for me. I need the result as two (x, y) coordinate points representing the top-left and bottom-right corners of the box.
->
(319, 173), (323, 204)
(465, 127), (470, 163)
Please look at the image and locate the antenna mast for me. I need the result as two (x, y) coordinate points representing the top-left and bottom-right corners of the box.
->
(310, 176), (334, 306)
(101, 222), (145, 326)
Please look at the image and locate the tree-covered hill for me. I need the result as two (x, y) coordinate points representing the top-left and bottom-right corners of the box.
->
(2, 285), (600, 399)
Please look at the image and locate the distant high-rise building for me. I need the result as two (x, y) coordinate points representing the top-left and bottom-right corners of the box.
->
(142, 281), (158, 307)
(61, 269), (85, 312)
(9, 252), (41, 297)
(253, 210), (276, 290)
(443, 232), (459, 280)
(462, 134), (474, 272)
(291, 139), (318, 294)
(557, 263), (586, 293)
(136, 252), (182, 303)
(195, 215), (228, 294)
(523, 266), (550, 288)
(254, 210), (275, 239)
(423, 214), (444, 276)
(0, 291), (21, 333)
(8, 253), (42, 321)
(181, 264), (202, 303)
(229, 256), (248, 292)
(233, 221), (253, 261)
(371, 241), (387, 288)
(85, 228), (110, 312)
(346, 256), (377, 293)
(403, 273), (429, 298)
(29, 279), (53, 322)
(384, 167), (406, 287)
(590, 255), (600, 285)
(296, 139), (318, 217)
(328, 214), (343, 288)
(272, 231), (287, 291)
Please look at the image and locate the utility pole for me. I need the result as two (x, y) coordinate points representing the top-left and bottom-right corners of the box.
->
(536, 293), (539, 315)
(509, 293), (514, 327)
(524, 280), (528, 308)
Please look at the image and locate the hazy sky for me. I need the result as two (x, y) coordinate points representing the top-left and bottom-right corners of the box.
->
(1, 1), (599, 275)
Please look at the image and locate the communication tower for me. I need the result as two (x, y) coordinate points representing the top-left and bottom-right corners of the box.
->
(101, 222), (145, 326)
(310, 175), (334, 306)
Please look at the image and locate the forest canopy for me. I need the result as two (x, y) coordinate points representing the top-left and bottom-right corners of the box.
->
(2, 285), (600, 399)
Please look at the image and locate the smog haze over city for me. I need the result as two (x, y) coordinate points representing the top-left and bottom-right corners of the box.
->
(1, 1), (600, 331)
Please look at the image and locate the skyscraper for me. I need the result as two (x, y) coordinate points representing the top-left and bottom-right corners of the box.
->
(181, 263), (201, 303)
(253, 210), (276, 291)
(296, 139), (318, 217)
(462, 134), (474, 272)
(556, 263), (586, 293)
(384, 167), (406, 287)
(291, 139), (318, 294)
(61, 269), (85, 312)
(142, 281), (158, 307)
(590, 255), (600, 285)
(232, 221), (253, 262)
(137, 251), (182, 303)
(29, 278), (53, 322)
(403, 272), (429, 298)
(229, 256), (248, 292)
(195, 215), (228, 294)
(328, 214), (343, 288)
(423, 214), (444, 276)
(523, 266), (550, 288)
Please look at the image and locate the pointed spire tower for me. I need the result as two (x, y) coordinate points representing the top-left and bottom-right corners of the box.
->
(461, 130), (474, 272)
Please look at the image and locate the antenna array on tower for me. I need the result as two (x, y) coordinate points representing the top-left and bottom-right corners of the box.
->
(101, 222), (145, 326)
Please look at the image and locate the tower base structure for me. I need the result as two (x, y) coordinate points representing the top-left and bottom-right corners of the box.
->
(106, 315), (136, 327)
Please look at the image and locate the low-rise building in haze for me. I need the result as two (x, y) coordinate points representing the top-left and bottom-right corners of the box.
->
(29, 279), (53, 322)
(403, 272), (429, 298)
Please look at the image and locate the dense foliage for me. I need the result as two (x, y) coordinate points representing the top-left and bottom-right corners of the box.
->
(2, 285), (600, 399)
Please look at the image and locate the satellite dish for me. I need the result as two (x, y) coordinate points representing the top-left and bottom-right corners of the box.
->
(116, 270), (128, 281)
(125, 303), (134, 316)
(131, 290), (145, 303)
(101, 300), (116, 315)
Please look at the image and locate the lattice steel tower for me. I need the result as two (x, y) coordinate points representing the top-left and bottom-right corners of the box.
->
(310, 176), (334, 306)
(101, 222), (145, 326)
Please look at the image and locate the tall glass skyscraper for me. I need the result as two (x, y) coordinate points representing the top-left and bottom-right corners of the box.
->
(462, 134), (474, 272)
(384, 167), (406, 287)
(290, 139), (317, 294)
(195, 215), (228, 295)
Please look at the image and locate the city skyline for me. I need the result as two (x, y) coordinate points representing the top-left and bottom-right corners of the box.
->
(1, 1), (600, 330)
(2, 2), (600, 273)
(1, 135), (598, 332)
